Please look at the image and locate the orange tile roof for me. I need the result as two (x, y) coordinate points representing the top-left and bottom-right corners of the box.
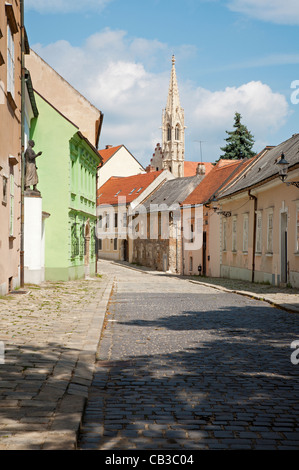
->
(184, 161), (213, 177)
(97, 171), (163, 206)
(98, 145), (123, 165)
(183, 160), (247, 205)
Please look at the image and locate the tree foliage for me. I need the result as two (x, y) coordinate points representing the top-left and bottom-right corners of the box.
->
(220, 112), (255, 160)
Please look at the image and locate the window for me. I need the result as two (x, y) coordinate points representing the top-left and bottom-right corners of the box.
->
(223, 219), (227, 251)
(267, 210), (273, 253)
(256, 211), (262, 253)
(9, 174), (14, 236)
(189, 257), (193, 271)
(105, 213), (110, 230)
(98, 214), (103, 229)
(123, 212), (127, 228)
(98, 238), (102, 251)
(113, 238), (118, 251)
(7, 24), (15, 99)
(2, 176), (8, 205)
(190, 222), (194, 243)
(129, 188), (136, 195)
(175, 124), (180, 140)
(167, 125), (171, 141)
(243, 214), (249, 252)
(232, 216), (237, 252)
(114, 212), (118, 228)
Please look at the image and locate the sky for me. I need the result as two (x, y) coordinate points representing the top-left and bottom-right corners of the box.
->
(24, 0), (299, 166)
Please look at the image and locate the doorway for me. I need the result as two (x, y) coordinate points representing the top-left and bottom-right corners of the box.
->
(280, 212), (288, 284)
(202, 231), (207, 276)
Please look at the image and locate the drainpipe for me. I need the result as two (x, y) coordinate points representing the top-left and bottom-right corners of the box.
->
(248, 190), (257, 283)
(20, 0), (25, 287)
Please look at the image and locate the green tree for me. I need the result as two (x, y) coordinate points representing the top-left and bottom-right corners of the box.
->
(220, 112), (255, 160)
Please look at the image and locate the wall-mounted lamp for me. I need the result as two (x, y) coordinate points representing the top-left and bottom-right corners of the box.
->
(277, 153), (299, 188)
(210, 196), (231, 217)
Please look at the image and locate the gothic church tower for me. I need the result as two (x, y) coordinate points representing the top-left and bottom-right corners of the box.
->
(149, 56), (185, 177)
(162, 55), (185, 177)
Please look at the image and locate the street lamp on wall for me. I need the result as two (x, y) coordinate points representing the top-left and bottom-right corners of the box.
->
(210, 196), (231, 217)
(277, 153), (299, 188)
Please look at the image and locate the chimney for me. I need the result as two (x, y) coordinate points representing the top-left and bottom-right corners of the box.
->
(196, 163), (206, 175)
(105, 145), (113, 149)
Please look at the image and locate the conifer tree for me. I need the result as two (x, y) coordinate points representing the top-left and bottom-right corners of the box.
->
(220, 112), (255, 160)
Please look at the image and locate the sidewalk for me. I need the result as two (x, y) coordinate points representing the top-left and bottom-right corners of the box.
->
(0, 273), (114, 450)
(114, 260), (299, 314)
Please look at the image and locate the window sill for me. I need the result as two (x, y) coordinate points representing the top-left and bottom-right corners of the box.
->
(266, 252), (273, 257)
(9, 235), (16, 241)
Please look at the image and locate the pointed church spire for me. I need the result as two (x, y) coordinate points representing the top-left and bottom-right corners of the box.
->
(161, 55), (185, 178)
(166, 55), (181, 113)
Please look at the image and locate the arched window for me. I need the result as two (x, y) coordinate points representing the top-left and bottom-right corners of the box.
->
(167, 125), (171, 141)
(175, 124), (180, 141)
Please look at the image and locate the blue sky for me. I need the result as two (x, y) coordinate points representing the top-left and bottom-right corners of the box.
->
(24, 0), (299, 165)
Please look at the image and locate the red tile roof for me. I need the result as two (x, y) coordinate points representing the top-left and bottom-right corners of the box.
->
(97, 171), (163, 206)
(183, 159), (247, 205)
(98, 145), (123, 165)
(184, 161), (213, 177)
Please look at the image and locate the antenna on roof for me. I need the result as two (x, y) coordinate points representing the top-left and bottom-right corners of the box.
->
(194, 140), (207, 164)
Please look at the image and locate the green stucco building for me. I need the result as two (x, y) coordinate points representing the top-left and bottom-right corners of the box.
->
(30, 91), (101, 281)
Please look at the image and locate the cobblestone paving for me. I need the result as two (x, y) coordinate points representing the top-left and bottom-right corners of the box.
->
(0, 275), (112, 450)
(78, 262), (299, 450)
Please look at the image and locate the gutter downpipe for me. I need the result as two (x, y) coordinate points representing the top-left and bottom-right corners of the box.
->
(248, 190), (257, 283)
(20, 0), (25, 288)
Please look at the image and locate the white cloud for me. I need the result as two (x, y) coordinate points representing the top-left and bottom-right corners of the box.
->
(25, 0), (112, 14)
(31, 29), (290, 165)
(183, 80), (289, 161)
(227, 0), (299, 25)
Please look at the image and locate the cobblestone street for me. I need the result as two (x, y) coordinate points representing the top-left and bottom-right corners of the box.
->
(78, 261), (299, 450)
(0, 259), (299, 450)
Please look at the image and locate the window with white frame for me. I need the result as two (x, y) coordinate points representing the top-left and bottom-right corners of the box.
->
(232, 216), (237, 252)
(7, 24), (15, 98)
(267, 210), (274, 253)
(123, 212), (127, 228)
(222, 218), (227, 251)
(256, 211), (262, 253)
(243, 213), (249, 253)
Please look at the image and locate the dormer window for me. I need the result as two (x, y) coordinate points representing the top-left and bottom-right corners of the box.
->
(129, 188), (136, 194)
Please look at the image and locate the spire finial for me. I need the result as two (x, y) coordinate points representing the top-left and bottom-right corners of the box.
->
(172, 55), (176, 66)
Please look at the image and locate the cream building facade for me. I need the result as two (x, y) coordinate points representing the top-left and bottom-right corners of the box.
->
(216, 134), (299, 288)
(98, 145), (145, 188)
(26, 49), (103, 149)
